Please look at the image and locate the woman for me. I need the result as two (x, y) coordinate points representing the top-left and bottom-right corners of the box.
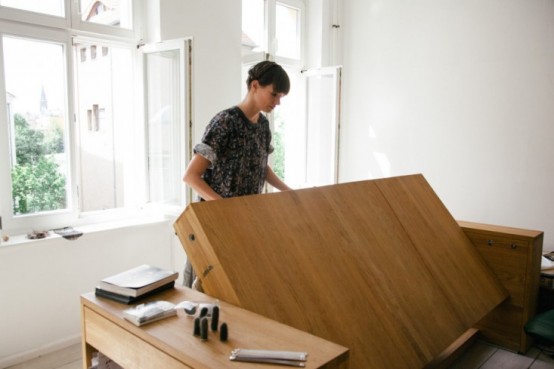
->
(182, 60), (292, 287)
(184, 60), (292, 200)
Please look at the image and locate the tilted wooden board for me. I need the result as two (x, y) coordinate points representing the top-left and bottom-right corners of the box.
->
(174, 174), (507, 368)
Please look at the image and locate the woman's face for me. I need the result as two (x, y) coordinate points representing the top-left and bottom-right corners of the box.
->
(252, 81), (286, 113)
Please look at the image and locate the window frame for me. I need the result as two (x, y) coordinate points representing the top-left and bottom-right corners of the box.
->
(301, 66), (342, 187)
(0, 1), (138, 39)
(0, 2), (71, 29)
(70, 0), (138, 39)
(0, 21), (77, 234)
(0, 1), (145, 235)
(141, 38), (193, 209)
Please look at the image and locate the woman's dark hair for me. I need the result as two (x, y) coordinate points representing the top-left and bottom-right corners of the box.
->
(246, 61), (290, 94)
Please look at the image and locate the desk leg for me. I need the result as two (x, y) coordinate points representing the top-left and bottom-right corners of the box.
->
(81, 301), (95, 369)
(81, 341), (95, 369)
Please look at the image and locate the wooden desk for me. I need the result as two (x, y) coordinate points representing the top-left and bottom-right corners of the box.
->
(175, 175), (508, 368)
(81, 286), (349, 369)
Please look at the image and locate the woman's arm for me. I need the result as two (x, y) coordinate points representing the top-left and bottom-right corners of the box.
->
(183, 154), (223, 201)
(265, 166), (292, 192)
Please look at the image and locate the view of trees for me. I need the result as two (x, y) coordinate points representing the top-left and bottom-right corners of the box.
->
(273, 119), (285, 180)
(11, 113), (66, 214)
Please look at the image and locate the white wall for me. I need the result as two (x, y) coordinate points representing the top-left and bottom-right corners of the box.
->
(339, 0), (554, 251)
(156, 0), (242, 144)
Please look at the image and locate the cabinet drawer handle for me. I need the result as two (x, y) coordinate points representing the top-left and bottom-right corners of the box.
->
(511, 243), (517, 249)
(488, 239), (494, 246)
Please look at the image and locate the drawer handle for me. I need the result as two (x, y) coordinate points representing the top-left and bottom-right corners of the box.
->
(511, 243), (517, 249)
(487, 239), (494, 246)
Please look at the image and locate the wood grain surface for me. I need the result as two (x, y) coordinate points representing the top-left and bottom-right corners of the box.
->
(175, 174), (508, 368)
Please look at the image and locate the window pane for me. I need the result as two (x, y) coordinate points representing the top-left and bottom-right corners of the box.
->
(145, 49), (182, 204)
(276, 3), (300, 59)
(75, 42), (134, 211)
(276, 67), (305, 187)
(80, 0), (132, 29)
(0, 0), (64, 17)
(305, 73), (338, 186)
(3, 36), (69, 215)
(242, 0), (265, 55)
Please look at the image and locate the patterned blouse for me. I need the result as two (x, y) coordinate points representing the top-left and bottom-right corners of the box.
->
(194, 106), (274, 199)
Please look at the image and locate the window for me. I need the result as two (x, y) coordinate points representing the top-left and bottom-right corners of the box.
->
(0, 1), (164, 234)
(2, 36), (70, 216)
(73, 38), (137, 212)
(142, 39), (192, 206)
(303, 67), (342, 186)
(0, 0), (65, 17)
(241, 0), (265, 58)
(241, 0), (341, 189)
(78, 0), (133, 30)
(242, 0), (305, 188)
(275, 2), (301, 60)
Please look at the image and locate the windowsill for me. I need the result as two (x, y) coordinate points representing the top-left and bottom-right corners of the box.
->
(0, 212), (171, 248)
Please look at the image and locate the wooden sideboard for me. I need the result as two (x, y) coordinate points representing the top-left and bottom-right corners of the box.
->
(459, 221), (543, 353)
(81, 286), (349, 369)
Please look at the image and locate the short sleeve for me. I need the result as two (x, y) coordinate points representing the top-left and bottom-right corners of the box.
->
(194, 111), (233, 168)
(193, 143), (216, 169)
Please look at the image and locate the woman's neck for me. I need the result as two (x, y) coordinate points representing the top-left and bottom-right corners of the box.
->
(237, 100), (259, 123)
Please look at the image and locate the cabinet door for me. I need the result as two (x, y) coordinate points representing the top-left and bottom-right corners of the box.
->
(466, 232), (529, 307)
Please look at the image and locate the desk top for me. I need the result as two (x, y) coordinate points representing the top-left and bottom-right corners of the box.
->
(174, 174), (508, 368)
(81, 286), (349, 369)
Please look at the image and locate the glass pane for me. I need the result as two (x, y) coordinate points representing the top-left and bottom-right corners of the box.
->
(79, 0), (132, 29)
(3, 36), (69, 215)
(0, 0), (64, 17)
(277, 67), (305, 187)
(305, 75), (336, 185)
(75, 42), (134, 211)
(304, 70), (340, 186)
(145, 49), (182, 204)
(276, 2), (300, 59)
(242, 0), (265, 55)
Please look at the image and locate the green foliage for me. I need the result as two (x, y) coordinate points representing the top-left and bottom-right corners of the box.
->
(273, 120), (285, 180)
(14, 114), (45, 165)
(11, 114), (66, 215)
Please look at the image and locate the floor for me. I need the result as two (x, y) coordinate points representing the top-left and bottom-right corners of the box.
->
(448, 340), (554, 369)
(5, 340), (554, 369)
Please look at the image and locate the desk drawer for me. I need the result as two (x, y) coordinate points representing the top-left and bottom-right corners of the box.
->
(84, 307), (193, 369)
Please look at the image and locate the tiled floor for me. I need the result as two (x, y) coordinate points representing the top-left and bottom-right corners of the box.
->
(447, 340), (554, 369)
(6, 340), (554, 369)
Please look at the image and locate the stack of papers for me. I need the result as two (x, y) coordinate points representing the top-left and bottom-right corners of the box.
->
(542, 253), (554, 271)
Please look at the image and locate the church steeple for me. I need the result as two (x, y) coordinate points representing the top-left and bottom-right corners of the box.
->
(40, 85), (48, 114)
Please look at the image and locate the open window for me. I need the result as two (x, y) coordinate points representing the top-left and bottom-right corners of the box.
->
(142, 38), (193, 207)
(302, 66), (342, 187)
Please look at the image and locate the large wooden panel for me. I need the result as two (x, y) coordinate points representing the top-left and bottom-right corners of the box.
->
(175, 174), (507, 368)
